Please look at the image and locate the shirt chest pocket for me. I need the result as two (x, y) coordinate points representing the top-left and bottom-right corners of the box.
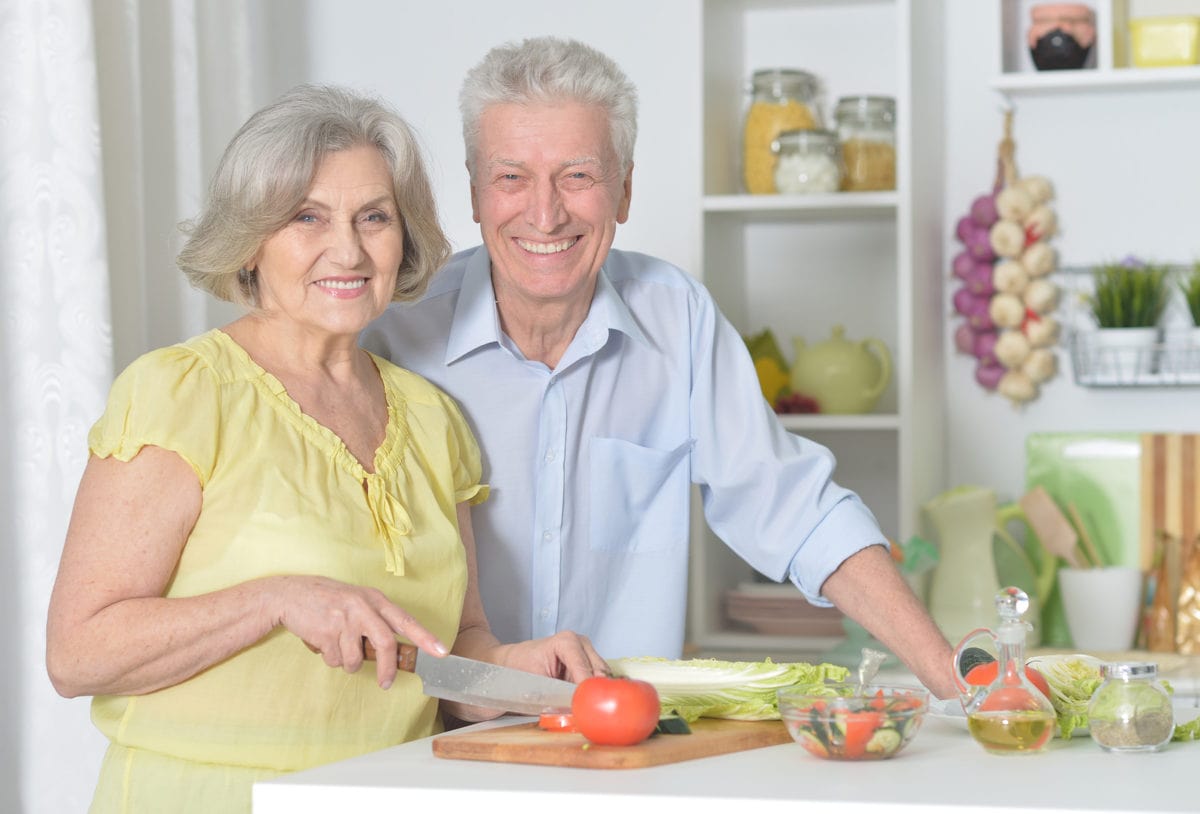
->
(588, 437), (693, 553)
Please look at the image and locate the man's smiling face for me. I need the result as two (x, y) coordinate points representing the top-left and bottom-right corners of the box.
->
(469, 101), (632, 309)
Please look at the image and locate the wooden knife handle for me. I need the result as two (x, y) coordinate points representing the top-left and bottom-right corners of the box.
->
(361, 639), (418, 672)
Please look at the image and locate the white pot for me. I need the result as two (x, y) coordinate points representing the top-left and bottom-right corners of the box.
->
(1089, 327), (1160, 384)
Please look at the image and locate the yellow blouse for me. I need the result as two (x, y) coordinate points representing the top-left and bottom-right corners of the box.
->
(85, 329), (487, 814)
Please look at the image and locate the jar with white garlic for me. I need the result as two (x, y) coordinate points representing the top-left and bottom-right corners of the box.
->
(773, 129), (842, 194)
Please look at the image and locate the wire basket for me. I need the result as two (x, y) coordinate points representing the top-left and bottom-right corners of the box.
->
(1062, 264), (1200, 388)
(1070, 329), (1200, 387)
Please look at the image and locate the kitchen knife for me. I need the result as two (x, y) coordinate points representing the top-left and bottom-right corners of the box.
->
(365, 641), (577, 715)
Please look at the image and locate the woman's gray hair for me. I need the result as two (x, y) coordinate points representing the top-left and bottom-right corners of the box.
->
(178, 84), (450, 307)
(459, 36), (638, 177)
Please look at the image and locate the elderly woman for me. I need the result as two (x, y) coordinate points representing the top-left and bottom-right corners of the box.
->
(45, 84), (605, 814)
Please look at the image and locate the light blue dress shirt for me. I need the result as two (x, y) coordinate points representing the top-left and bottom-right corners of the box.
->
(361, 246), (885, 659)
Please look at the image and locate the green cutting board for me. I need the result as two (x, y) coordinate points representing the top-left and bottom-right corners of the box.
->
(1025, 433), (1142, 647)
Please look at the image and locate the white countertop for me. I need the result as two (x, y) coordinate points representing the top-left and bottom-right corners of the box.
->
(254, 700), (1200, 814)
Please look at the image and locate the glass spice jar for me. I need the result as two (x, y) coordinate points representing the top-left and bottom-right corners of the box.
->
(1087, 662), (1174, 753)
(834, 95), (896, 192)
(773, 129), (841, 194)
(742, 68), (822, 194)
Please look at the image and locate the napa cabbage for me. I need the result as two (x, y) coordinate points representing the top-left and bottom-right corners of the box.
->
(610, 656), (850, 722)
(1025, 653), (1105, 738)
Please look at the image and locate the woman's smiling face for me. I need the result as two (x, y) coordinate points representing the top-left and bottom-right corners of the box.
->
(469, 101), (632, 309)
(251, 144), (404, 337)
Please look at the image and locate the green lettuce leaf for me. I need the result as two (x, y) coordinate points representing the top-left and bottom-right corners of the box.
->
(1025, 654), (1104, 739)
(1173, 714), (1200, 742)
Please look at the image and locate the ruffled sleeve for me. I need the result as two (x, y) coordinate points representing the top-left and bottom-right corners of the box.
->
(88, 344), (222, 486)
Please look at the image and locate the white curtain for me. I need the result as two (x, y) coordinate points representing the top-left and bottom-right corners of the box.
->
(0, 1), (251, 810)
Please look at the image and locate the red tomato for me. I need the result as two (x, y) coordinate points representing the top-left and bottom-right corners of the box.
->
(538, 712), (577, 732)
(571, 676), (660, 746)
(839, 711), (883, 759)
(979, 686), (1043, 712)
(966, 662), (1052, 701)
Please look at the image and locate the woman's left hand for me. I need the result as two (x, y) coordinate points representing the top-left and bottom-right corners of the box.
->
(441, 630), (608, 724)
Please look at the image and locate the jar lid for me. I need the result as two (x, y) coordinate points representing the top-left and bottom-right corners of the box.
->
(751, 68), (819, 95)
(1101, 661), (1158, 679)
(835, 96), (896, 120)
(774, 128), (839, 150)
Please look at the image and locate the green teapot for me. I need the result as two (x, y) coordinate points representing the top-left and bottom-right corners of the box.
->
(790, 326), (891, 414)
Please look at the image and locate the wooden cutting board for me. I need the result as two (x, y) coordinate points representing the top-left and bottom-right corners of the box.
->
(432, 718), (791, 769)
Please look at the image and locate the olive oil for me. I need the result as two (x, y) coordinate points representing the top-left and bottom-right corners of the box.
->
(954, 588), (1058, 756)
(967, 710), (1055, 753)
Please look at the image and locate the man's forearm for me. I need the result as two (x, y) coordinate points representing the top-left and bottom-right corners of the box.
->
(822, 544), (956, 699)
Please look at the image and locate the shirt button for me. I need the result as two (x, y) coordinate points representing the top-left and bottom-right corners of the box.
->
(544, 449), (556, 462)
(542, 531), (552, 542)
(539, 608), (550, 619)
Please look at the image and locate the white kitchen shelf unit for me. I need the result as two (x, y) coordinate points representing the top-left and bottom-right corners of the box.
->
(779, 413), (902, 432)
(686, 0), (946, 659)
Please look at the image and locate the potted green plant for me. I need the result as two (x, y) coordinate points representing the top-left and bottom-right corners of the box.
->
(1180, 261), (1200, 331)
(1086, 257), (1170, 381)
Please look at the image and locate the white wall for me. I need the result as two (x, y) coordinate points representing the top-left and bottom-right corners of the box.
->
(251, 0), (702, 275)
(941, 2), (1200, 503)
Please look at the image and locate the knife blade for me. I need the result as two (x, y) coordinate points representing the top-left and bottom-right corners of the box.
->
(365, 641), (577, 715)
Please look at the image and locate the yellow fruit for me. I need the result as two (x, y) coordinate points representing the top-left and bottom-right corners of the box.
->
(754, 357), (790, 405)
(744, 328), (788, 371)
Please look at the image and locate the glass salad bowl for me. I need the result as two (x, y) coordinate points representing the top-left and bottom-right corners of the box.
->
(777, 684), (929, 760)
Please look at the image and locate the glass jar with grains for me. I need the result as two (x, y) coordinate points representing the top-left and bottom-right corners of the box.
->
(1087, 662), (1174, 753)
(742, 69), (822, 194)
(834, 96), (896, 192)
(773, 129), (841, 194)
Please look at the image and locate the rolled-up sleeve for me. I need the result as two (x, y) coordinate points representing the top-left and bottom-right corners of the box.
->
(688, 290), (885, 604)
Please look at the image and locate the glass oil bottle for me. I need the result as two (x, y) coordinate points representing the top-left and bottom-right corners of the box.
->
(952, 587), (1057, 754)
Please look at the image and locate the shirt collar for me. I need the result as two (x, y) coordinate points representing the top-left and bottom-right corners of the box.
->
(444, 246), (648, 365)
(444, 247), (501, 364)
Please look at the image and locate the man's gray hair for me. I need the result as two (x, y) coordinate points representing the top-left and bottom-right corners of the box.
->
(459, 36), (638, 177)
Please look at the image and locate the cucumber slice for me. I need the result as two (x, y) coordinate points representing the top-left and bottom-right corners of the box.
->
(655, 715), (692, 735)
(866, 727), (902, 755)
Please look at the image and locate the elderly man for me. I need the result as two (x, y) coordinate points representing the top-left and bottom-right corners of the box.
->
(363, 36), (955, 698)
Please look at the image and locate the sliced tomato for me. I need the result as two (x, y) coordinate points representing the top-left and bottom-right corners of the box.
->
(839, 711), (883, 759)
(887, 696), (925, 713)
(538, 712), (577, 732)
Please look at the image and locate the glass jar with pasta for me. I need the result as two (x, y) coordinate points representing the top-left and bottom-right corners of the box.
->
(834, 96), (896, 192)
(742, 69), (821, 194)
